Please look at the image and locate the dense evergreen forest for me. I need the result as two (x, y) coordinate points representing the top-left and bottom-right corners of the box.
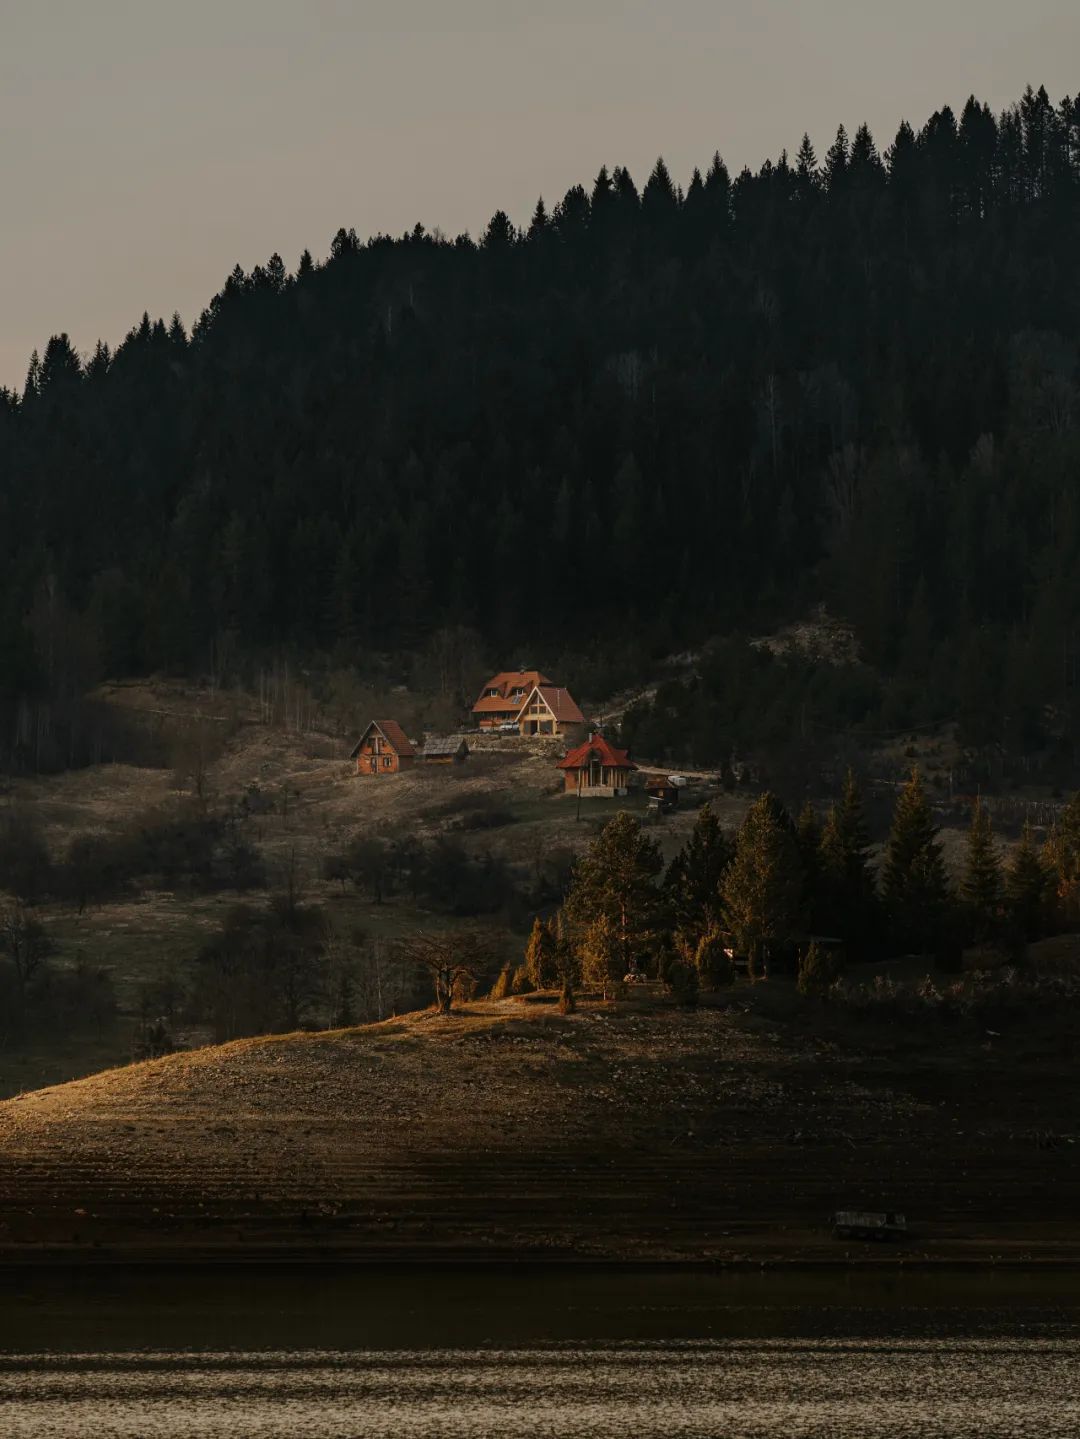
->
(3, 84), (1080, 775)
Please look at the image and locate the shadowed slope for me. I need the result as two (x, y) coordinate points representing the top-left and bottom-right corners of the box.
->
(1, 998), (1078, 1263)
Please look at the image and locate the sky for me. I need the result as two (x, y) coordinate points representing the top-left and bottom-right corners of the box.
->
(2, 0), (1078, 388)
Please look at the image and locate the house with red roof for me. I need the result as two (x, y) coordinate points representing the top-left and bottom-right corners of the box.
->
(557, 731), (636, 797)
(349, 719), (416, 776)
(472, 669), (552, 729)
(517, 684), (585, 739)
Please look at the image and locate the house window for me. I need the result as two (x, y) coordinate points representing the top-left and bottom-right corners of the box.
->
(383, 756), (392, 768)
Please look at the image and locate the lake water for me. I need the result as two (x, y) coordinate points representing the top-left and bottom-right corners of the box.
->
(1, 1269), (1078, 1437)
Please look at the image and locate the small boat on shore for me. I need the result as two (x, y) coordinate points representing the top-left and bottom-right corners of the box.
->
(833, 1210), (907, 1241)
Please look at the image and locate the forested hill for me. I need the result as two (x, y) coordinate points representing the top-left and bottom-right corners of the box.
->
(3, 85), (1080, 772)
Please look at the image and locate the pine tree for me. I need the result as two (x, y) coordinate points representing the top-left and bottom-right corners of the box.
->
(795, 133), (819, 197)
(721, 793), (803, 978)
(1043, 791), (1080, 927)
(523, 915), (557, 989)
(818, 770), (878, 949)
(566, 813), (664, 976)
(882, 769), (951, 954)
(666, 804), (734, 947)
(849, 123), (886, 189)
(795, 801), (822, 924)
(961, 799), (1003, 943)
(528, 197), (548, 238)
(641, 157), (678, 222)
(704, 151), (732, 222)
(824, 124), (850, 193)
(489, 960), (514, 1000)
(22, 349), (41, 402)
(579, 912), (622, 998)
(1005, 823), (1050, 940)
(551, 910), (578, 1013)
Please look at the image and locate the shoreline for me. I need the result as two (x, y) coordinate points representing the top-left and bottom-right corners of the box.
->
(4, 1247), (1080, 1271)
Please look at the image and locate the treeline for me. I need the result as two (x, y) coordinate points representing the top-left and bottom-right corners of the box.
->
(321, 822), (573, 919)
(0, 903), (115, 1050)
(496, 771), (1071, 1008)
(3, 85), (1080, 772)
(0, 804), (265, 912)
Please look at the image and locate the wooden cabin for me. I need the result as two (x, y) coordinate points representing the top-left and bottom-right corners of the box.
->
(472, 669), (552, 729)
(419, 735), (469, 765)
(349, 719), (416, 776)
(557, 731), (636, 797)
(517, 684), (584, 739)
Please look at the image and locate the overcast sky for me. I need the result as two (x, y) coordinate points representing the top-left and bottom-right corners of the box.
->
(2, 0), (1078, 388)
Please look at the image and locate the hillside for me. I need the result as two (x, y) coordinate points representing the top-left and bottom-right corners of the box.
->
(0, 682), (729, 1097)
(2, 987), (1078, 1264)
(4, 82), (1080, 780)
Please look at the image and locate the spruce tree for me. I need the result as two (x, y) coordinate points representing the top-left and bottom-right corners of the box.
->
(579, 913), (622, 998)
(523, 915), (556, 989)
(882, 769), (951, 954)
(818, 770), (878, 950)
(1043, 791), (1080, 926)
(823, 124), (850, 192)
(795, 801), (822, 925)
(795, 132), (819, 195)
(552, 910), (578, 1013)
(961, 799), (1003, 943)
(1005, 823), (1050, 940)
(666, 804), (734, 948)
(565, 813), (664, 976)
(721, 793), (803, 978)
(489, 960), (514, 1000)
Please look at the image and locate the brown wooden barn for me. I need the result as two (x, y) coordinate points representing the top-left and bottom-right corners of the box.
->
(557, 731), (636, 796)
(349, 719), (416, 775)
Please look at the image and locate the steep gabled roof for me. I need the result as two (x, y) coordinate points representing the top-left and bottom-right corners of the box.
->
(472, 669), (552, 713)
(518, 685), (585, 725)
(349, 719), (416, 759)
(557, 731), (635, 771)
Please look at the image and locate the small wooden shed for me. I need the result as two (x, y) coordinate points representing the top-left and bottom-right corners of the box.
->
(349, 719), (416, 776)
(420, 735), (470, 765)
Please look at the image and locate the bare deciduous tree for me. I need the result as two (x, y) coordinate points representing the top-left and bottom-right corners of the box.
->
(0, 903), (54, 993)
(397, 927), (503, 1015)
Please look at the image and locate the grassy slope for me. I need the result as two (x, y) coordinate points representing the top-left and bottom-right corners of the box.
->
(1, 683), (715, 1096)
(1, 985), (1078, 1263)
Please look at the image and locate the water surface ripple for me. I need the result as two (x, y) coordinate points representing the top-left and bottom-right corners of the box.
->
(3, 1338), (1078, 1438)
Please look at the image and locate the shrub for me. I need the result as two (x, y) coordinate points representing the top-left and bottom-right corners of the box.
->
(489, 961), (514, 1000)
(660, 951), (699, 1008)
(695, 931), (734, 988)
(510, 962), (535, 994)
(797, 941), (843, 996)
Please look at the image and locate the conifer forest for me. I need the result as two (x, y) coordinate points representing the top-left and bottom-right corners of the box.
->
(3, 84), (1080, 776)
